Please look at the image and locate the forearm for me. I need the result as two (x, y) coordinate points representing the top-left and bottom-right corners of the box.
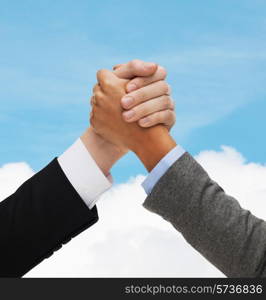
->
(133, 126), (176, 172)
(0, 159), (97, 277)
(144, 153), (266, 277)
(81, 127), (126, 176)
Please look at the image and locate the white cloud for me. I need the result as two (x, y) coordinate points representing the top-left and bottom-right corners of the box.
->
(0, 162), (34, 201)
(1, 146), (266, 277)
(196, 146), (266, 221)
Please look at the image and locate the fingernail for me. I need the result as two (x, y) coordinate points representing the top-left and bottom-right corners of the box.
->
(121, 96), (134, 108)
(127, 83), (137, 92)
(123, 110), (135, 120)
(139, 117), (150, 126)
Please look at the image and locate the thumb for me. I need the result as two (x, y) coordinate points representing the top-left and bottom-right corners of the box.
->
(113, 59), (158, 79)
(97, 69), (128, 92)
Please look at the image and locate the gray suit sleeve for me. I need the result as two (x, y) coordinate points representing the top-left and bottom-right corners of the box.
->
(143, 153), (266, 277)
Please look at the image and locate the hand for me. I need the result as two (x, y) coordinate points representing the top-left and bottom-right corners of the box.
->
(113, 59), (176, 130)
(82, 59), (176, 175)
(90, 70), (176, 171)
(90, 70), (138, 152)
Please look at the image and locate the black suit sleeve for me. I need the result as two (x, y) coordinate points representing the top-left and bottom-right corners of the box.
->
(0, 158), (99, 277)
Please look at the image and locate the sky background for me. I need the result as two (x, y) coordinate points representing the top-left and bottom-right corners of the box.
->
(1, 0), (266, 277)
(1, 0), (266, 181)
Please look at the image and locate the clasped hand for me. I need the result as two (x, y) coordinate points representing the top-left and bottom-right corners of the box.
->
(90, 60), (177, 171)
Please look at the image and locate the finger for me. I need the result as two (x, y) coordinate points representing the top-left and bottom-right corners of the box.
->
(90, 95), (95, 105)
(122, 96), (174, 122)
(121, 80), (171, 109)
(113, 59), (158, 80)
(91, 84), (101, 106)
(93, 83), (101, 94)
(96, 69), (121, 92)
(138, 110), (176, 130)
(126, 65), (167, 92)
(113, 63), (125, 70)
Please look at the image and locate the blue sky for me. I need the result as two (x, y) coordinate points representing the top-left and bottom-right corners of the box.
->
(0, 0), (266, 182)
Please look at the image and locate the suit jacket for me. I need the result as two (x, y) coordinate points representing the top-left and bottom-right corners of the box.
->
(143, 153), (266, 277)
(0, 159), (98, 277)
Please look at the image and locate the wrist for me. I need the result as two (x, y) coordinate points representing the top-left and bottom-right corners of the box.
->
(81, 127), (126, 176)
(133, 126), (177, 172)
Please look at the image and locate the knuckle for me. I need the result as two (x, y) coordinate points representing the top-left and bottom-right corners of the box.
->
(159, 81), (170, 94)
(159, 111), (166, 122)
(159, 110), (171, 122)
(166, 109), (174, 121)
(94, 91), (102, 99)
(104, 79), (116, 90)
(130, 78), (142, 88)
(170, 98), (175, 110)
(103, 78), (113, 88)
(137, 103), (148, 117)
(96, 69), (104, 78)
(135, 89), (147, 102)
(130, 59), (142, 68)
(164, 83), (171, 94)
(94, 94), (105, 107)
(131, 108), (139, 120)
(162, 96), (171, 109)
(140, 90), (148, 101)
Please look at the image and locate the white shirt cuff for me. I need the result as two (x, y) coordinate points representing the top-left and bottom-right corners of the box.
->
(58, 139), (112, 209)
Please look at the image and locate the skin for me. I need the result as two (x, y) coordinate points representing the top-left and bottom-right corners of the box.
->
(81, 60), (176, 175)
(114, 60), (175, 129)
(90, 70), (177, 172)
